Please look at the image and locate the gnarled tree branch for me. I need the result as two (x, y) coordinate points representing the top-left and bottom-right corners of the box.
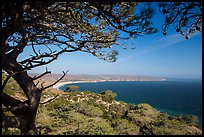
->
(40, 70), (69, 91)
(32, 67), (51, 80)
(40, 95), (59, 104)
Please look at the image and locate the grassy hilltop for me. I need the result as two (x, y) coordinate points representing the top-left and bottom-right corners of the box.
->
(2, 73), (202, 135)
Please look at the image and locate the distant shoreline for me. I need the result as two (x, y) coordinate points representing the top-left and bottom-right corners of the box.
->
(53, 78), (167, 90)
(53, 81), (98, 90)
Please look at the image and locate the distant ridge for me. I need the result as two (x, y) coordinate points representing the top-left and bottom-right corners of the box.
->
(28, 73), (166, 82)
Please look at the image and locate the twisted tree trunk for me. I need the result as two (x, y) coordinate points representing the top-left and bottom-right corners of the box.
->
(13, 72), (42, 134)
(2, 71), (42, 134)
(2, 51), (42, 134)
(2, 54), (67, 134)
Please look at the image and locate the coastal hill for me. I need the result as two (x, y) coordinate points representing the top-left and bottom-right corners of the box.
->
(2, 73), (202, 135)
(28, 73), (165, 83)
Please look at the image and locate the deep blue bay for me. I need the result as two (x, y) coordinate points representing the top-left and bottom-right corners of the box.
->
(59, 78), (202, 125)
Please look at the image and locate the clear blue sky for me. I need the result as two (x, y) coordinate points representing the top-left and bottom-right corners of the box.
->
(18, 3), (202, 79)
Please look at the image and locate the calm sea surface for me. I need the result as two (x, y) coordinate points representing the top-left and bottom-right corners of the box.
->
(59, 78), (202, 125)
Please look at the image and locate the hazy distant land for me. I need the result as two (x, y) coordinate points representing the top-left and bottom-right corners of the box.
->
(29, 73), (166, 82)
(28, 73), (166, 89)
(29, 73), (165, 82)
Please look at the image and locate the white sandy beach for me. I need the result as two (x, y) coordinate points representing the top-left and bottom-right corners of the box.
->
(53, 78), (166, 90)
(53, 81), (99, 90)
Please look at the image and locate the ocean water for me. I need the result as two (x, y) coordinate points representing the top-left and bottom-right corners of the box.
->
(59, 78), (202, 125)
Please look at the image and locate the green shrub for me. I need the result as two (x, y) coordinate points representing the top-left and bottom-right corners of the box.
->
(65, 85), (79, 92)
(2, 73), (24, 97)
(101, 90), (117, 103)
(3, 90), (15, 96)
(2, 128), (21, 135)
(112, 119), (140, 135)
(74, 102), (103, 117)
(179, 115), (198, 126)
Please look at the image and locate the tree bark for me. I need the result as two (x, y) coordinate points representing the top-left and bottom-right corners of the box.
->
(13, 72), (42, 134)
(2, 70), (42, 134)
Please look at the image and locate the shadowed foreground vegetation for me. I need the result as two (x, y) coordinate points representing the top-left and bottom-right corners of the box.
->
(2, 74), (202, 135)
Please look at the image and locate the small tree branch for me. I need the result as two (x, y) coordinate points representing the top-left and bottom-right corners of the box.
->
(32, 67), (51, 80)
(40, 95), (59, 104)
(19, 57), (57, 72)
(31, 41), (39, 56)
(40, 82), (45, 89)
(40, 70), (69, 91)
(34, 81), (40, 86)
(7, 32), (29, 59)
